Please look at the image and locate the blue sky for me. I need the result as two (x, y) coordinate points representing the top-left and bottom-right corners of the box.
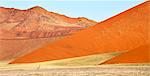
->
(0, 0), (145, 22)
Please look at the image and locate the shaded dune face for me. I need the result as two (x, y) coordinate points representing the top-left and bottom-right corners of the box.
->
(101, 44), (150, 64)
(10, 1), (149, 64)
(0, 38), (61, 60)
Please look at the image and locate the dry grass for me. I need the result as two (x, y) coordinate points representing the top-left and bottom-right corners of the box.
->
(0, 51), (124, 70)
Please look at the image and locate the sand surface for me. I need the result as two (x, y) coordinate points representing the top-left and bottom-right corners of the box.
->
(0, 66), (149, 76)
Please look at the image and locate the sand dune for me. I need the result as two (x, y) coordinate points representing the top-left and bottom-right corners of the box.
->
(10, 1), (149, 64)
(102, 44), (150, 64)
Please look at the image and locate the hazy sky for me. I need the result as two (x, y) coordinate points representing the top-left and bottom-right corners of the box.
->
(0, 0), (145, 22)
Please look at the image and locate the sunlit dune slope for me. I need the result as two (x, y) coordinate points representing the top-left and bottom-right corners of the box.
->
(101, 44), (150, 64)
(10, 1), (149, 63)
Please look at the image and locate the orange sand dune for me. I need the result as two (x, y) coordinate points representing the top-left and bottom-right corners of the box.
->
(10, 1), (149, 64)
(102, 44), (150, 64)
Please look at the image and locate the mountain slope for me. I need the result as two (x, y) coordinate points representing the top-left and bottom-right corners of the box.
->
(10, 1), (149, 64)
(0, 6), (97, 39)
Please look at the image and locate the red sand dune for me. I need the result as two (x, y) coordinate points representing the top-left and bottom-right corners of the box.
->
(102, 44), (150, 64)
(10, 1), (149, 64)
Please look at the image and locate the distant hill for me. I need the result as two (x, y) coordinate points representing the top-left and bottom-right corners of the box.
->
(0, 6), (97, 39)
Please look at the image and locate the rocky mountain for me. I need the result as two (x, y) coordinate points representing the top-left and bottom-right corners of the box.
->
(0, 6), (97, 39)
